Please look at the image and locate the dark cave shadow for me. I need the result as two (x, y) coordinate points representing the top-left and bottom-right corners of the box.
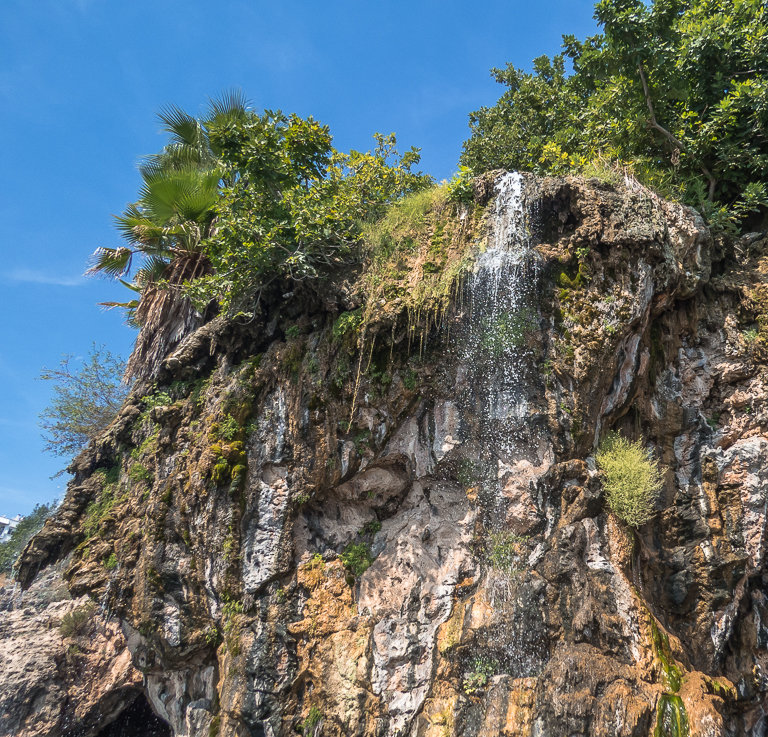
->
(96, 692), (171, 737)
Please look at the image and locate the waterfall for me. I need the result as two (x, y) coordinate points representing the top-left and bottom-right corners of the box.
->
(456, 172), (549, 683)
(461, 171), (541, 463)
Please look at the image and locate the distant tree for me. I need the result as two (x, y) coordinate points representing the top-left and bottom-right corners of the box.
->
(0, 503), (54, 574)
(461, 0), (768, 231)
(39, 344), (128, 460)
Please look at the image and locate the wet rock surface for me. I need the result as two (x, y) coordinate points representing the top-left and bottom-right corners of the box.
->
(4, 173), (768, 735)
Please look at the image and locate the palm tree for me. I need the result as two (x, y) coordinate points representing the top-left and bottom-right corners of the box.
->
(88, 93), (247, 381)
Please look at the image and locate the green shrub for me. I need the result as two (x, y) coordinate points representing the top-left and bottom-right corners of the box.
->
(59, 602), (95, 638)
(219, 414), (240, 441)
(332, 310), (363, 342)
(446, 165), (475, 204)
(596, 432), (663, 527)
(104, 553), (118, 571)
(463, 656), (497, 694)
(142, 390), (173, 410)
(340, 542), (374, 577)
(487, 531), (528, 573)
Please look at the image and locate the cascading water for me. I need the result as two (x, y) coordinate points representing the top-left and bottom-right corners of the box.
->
(456, 171), (549, 682)
(459, 171), (544, 492)
(463, 172), (541, 435)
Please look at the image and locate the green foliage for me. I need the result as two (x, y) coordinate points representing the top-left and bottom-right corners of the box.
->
(332, 310), (363, 342)
(463, 657), (497, 694)
(362, 186), (445, 271)
(360, 184), (476, 330)
(456, 459), (481, 488)
(83, 468), (125, 538)
(203, 624), (221, 647)
(219, 414), (240, 441)
(221, 597), (244, 656)
(142, 390), (173, 411)
(128, 463), (152, 484)
(87, 94), (245, 319)
(363, 519), (382, 536)
(301, 706), (323, 734)
(38, 345), (128, 462)
(446, 166), (475, 204)
(743, 327), (760, 343)
(186, 115), (432, 312)
(340, 541), (374, 577)
(462, 0), (768, 230)
(104, 552), (118, 571)
(59, 602), (95, 638)
(487, 531), (528, 573)
(479, 308), (538, 358)
(0, 503), (54, 573)
(596, 432), (663, 527)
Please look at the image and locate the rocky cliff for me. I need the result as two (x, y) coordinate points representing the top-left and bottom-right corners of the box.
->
(4, 172), (768, 737)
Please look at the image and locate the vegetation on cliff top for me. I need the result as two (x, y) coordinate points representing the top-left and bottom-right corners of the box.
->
(90, 93), (432, 379)
(86, 0), (767, 387)
(461, 0), (768, 232)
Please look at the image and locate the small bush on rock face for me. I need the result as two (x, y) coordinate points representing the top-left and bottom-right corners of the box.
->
(59, 602), (95, 638)
(596, 432), (663, 527)
(340, 542), (374, 577)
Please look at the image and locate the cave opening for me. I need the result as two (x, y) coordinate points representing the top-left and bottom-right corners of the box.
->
(96, 692), (171, 737)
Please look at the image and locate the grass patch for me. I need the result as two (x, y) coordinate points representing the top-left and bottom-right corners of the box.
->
(301, 706), (322, 735)
(359, 184), (478, 334)
(487, 531), (528, 573)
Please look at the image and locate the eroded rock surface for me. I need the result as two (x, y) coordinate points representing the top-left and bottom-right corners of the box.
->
(5, 173), (768, 736)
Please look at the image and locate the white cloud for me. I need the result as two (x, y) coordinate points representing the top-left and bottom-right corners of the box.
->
(5, 268), (85, 287)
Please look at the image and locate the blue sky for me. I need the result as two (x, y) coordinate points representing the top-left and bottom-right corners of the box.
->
(0, 0), (597, 516)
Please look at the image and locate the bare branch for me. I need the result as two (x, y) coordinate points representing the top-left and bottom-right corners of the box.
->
(637, 61), (717, 201)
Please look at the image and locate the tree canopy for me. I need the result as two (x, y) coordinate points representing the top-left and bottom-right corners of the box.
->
(189, 118), (432, 312)
(39, 344), (128, 461)
(95, 96), (432, 334)
(461, 0), (768, 231)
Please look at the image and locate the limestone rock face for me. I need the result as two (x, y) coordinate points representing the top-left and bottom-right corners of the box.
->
(5, 173), (768, 736)
(0, 564), (143, 737)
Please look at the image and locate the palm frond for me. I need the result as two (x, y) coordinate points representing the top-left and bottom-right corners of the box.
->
(138, 165), (221, 227)
(99, 299), (139, 309)
(118, 278), (142, 292)
(134, 256), (170, 287)
(157, 105), (206, 150)
(113, 209), (168, 248)
(86, 246), (133, 277)
(207, 89), (249, 123)
(139, 145), (208, 178)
